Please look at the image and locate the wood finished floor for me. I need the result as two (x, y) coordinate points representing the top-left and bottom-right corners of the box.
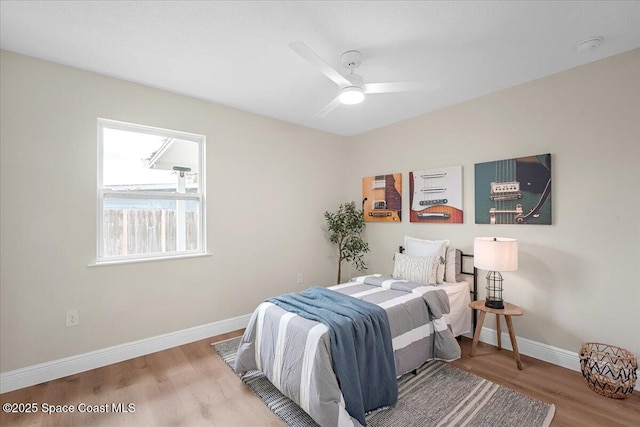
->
(1, 331), (638, 426)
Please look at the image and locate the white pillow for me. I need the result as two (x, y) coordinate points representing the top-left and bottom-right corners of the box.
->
(445, 247), (462, 283)
(403, 236), (449, 283)
(393, 253), (439, 285)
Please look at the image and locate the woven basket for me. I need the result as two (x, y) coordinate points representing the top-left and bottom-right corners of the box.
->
(579, 342), (638, 399)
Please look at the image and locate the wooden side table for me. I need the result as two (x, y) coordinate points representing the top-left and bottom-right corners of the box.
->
(469, 300), (524, 370)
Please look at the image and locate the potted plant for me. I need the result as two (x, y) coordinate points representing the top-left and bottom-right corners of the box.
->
(324, 201), (370, 284)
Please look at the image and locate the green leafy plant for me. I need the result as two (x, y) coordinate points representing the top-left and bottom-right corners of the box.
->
(324, 201), (370, 284)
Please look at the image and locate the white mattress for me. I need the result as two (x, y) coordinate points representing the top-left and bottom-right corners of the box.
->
(440, 280), (472, 337)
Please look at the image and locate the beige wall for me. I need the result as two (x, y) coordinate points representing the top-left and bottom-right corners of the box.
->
(0, 51), (349, 372)
(346, 49), (640, 357)
(2, 48), (639, 375)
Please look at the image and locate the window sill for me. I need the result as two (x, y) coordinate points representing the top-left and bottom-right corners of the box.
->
(88, 252), (212, 267)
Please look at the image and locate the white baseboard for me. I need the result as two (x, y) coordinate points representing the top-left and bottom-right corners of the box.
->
(477, 327), (640, 391)
(3, 319), (637, 394)
(477, 327), (580, 371)
(0, 314), (251, 394)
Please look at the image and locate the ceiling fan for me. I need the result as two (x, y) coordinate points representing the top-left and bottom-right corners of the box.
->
(289, 40), (436, 117)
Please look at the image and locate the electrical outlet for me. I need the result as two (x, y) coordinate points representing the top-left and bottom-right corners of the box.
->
(297, 273), (304, 284)
(66, 310), (79, 327)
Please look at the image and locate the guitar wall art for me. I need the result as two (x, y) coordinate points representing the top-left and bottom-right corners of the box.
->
(474, 153), (552, 225)
(409, 165), (463, 223)
(362, 173), (402, 222)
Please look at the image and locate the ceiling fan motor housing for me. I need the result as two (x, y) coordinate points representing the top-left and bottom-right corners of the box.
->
(346, 73), (363, 87)
(340, 51), (364, 104)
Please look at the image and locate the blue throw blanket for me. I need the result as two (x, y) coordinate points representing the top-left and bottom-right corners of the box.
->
(268, 286), (397, 426)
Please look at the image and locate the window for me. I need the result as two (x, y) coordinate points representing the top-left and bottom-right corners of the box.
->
(97, 119), (206, 263)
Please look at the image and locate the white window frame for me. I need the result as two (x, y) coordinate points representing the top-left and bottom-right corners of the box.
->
(96, 118), (206, 264)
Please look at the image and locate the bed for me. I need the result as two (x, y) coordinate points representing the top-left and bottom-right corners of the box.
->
(234, 239), (474, 427)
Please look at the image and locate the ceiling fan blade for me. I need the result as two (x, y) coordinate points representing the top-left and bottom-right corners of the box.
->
(289, 40), (351, 88)
(315, 96), (342, 117)
(363, 81), (439, 94)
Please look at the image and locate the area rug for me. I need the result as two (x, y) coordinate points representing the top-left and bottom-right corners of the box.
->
(213, 337), (555, 427)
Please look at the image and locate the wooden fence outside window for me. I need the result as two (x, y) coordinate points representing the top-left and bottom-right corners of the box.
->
(103, 209), (198, 256)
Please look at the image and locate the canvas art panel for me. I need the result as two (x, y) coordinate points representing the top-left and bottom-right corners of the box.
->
(362, 173), (402, 222)
(474, 153), (552, 225)
(409, 165), (463, 223)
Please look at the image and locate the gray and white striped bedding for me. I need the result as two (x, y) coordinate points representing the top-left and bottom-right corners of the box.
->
(234, 275), (461, 427)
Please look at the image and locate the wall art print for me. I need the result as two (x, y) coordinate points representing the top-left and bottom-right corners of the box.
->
(475, 153), (551, 225)
(409, 165), (463, 223)
(362, 173), (402, 222)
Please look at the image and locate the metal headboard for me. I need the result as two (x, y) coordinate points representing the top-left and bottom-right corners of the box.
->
(461, 252), (478, 333)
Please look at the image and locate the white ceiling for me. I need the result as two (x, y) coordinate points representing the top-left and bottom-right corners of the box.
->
(2, 1), (639, 136)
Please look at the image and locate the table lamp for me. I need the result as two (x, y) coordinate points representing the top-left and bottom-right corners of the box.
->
(474, 237), (518, 309)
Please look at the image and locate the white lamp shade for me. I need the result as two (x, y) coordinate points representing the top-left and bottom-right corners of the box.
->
(474, 237), (518, 271)
(339, 86), (365, 105)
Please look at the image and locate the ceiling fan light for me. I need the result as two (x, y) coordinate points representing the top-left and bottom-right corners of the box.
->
(339, 86), (365, 105)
